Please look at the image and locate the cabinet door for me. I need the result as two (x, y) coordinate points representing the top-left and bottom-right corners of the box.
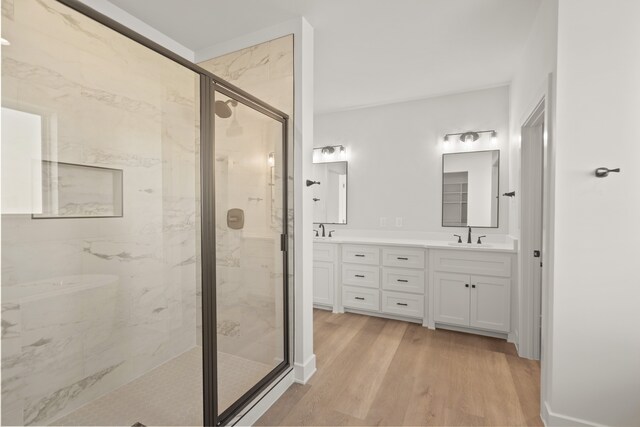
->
(470, 276), (510, 332)
(433, 272), (470, 327)
(313, 261), (334, 306)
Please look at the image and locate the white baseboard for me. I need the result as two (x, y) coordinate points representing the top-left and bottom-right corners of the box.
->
(542, 401), (600, 427)
(344, 308), (422, 325)
(234, 370), (294, 426)
(435, 323), (508, 340)
(293, 354), (316, 384)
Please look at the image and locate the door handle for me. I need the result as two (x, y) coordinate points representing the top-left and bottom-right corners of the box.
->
(355, 274), (365, 278)
(397, 279), (408, 283)
(397, 257), (409, 260)
(355, 297), (365, 300)
(396, 302), (408, 306)
(355, 254), (365, 257)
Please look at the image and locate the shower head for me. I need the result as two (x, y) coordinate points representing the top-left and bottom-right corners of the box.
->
(214, 99), (238, 118)
(226, 116), (243, 137)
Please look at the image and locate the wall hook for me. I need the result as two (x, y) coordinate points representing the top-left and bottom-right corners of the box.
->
(595, 167), (620, 178)
(306, 179), (320, 187)
(502, 191), (516, 197)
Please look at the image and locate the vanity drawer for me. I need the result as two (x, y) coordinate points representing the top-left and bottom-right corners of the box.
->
(382, 247), (425, 269)
(382, 267), (425, 294)
(343, 286), (380, 312)
(431, 250), (511, 278)
(342, 245), (380, 265)
(342, 264), (380, 289)
(381, 291), (424, 318)
(313, 243), (336, 262)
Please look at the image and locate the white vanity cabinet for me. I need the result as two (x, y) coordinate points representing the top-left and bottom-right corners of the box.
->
(313, 261), (335, 306)
(313, 243), (338, 310)
(430, 250), (512, 334)
(313, 238), (515, 339)
(340, 244), (426, 320)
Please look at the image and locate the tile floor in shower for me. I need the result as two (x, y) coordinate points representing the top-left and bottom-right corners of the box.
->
(52, 347), (273, 426)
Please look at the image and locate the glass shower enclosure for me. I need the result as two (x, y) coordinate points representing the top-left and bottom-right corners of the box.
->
(1, 0), (291, 426)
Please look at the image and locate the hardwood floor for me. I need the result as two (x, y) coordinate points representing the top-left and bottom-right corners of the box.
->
(257, 309), (542, 426)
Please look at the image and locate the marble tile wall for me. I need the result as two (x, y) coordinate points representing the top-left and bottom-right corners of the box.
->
(198, 37), (293, 364)
(1, 0), (200, 425)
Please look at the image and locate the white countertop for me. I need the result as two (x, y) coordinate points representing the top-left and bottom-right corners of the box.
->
(313, 235), (517, 253)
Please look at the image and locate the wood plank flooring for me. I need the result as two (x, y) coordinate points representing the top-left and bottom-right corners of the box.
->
(257, 309), (542, 426)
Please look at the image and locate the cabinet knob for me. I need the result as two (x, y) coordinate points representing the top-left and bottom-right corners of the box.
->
(472, 284), (476, 288)
(465, 284), (469, 288)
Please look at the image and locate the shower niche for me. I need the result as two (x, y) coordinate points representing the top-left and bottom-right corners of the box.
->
(33, 161), (123, 219)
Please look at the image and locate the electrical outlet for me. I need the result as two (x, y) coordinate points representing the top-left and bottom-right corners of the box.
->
(379, 217), (387, 227)
(395, 217), (403, 227)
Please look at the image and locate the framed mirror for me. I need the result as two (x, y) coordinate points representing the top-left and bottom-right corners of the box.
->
(442, 150), (499, 228)
(312, 161), (347, 224)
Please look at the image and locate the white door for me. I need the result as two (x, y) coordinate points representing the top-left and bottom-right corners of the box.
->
(313, 261), (334, 306)
(434, 272), (470, 327)
(470, 275), (511, 332)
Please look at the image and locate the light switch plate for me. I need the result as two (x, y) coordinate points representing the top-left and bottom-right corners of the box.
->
(395, 217), (403, 227)
(379, 217), (387, 227)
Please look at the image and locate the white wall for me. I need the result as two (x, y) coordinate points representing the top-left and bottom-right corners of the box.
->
(315, 86), (509, 234)
(507, 0), (558, 403)
(547, 0), (640, 425)
(509, 0), (559, 240)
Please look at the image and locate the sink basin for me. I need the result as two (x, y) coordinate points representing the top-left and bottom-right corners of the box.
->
(447, 242), (493, 248)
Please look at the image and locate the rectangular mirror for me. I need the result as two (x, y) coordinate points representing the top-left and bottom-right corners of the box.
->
(442, 150), (499, 228)
(312, 161), (347, 224)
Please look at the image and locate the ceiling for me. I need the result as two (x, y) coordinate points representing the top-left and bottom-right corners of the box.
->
(107, 0), (541, 113)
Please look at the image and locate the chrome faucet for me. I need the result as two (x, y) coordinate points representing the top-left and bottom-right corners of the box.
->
(467, 226), (472, 244)
(318, 224), (326, 237)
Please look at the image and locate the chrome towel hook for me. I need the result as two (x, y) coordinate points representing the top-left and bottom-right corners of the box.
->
(595, 167), (621, 178)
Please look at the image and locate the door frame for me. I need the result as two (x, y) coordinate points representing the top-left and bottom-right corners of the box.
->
(519, 75), (553, 361)
(205, 81), (292, 426)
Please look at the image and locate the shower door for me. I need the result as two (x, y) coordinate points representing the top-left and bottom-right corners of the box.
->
(202, 82), (289, 425)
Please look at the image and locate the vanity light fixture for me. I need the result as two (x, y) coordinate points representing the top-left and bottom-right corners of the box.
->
(443, 130), (497, 144)
(1, 38), (10, 46)
(313, 145), (347, 163)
